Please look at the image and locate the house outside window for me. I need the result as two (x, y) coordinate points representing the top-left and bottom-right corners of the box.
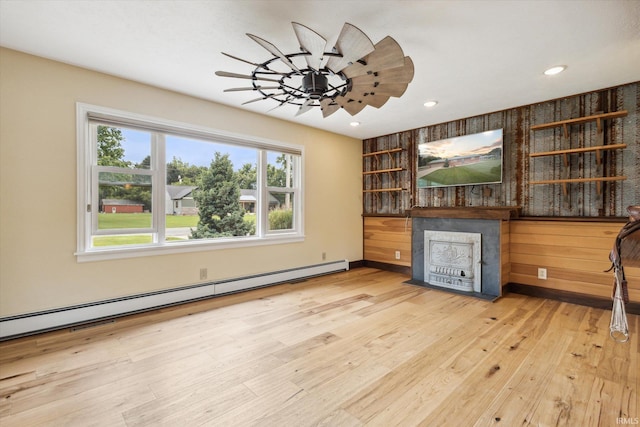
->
(76, 103), (304, 261)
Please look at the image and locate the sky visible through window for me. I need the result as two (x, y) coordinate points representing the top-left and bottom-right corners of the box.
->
(120, 128), (261, 170)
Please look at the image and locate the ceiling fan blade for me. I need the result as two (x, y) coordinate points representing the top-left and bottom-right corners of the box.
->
(224, 86), (281, 92)
(320, 98), (340, 118)
(221, 52), (262, 68)
(346, 92), (390, 109)
(292, 22), (327, 71)
(341, 36), (406, 79)
(325, 23), (375, 73)
(349, 56), (414, 87)
(241, 92), (286, 105)
(348, 82), (408, 98)
(335, 96), (367, 116)
(215, 71), (281, 83)
(295, 99), (314, 116)
(266, 99), (290, 112)
(221, 52), (291, 76)
(246, 33), (301, 73)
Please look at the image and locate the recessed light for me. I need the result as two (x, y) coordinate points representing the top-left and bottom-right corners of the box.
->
(350, 121), (360, 127)
(544, 65), (566, 76)
(424, 100), (438, 107)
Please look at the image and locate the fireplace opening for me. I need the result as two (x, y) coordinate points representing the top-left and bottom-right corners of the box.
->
(424, 230), (482, 293)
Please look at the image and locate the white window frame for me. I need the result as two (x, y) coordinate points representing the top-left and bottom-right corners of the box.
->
(76, 103), (304, 262)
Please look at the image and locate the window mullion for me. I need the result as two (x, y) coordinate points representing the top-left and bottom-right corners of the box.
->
(153, 132), (166, 244)
(88, 124), (99, 244)
(90, 166), (100, 236)
(258, 150), (267, 237)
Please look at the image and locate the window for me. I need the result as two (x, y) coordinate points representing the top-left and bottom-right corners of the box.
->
(77, 103), (304, 261)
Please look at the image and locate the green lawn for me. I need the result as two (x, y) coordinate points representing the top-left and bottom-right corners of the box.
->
(418, 159), (501, 187)
(98, 213), (199, 229)
(93, 213), (257, 247)
(95, 213), (198, 246)
(92, 235), (186, 247)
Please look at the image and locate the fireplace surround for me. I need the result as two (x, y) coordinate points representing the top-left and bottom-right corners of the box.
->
(408, 207), (520, 300)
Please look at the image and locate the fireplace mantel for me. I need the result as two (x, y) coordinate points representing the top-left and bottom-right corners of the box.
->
(409, 206), (521, 221)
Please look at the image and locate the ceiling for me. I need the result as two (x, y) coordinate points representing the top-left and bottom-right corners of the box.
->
(1, 0), (639, 140)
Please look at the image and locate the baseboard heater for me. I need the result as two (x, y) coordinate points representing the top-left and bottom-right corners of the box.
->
(0, 260), (349, 340)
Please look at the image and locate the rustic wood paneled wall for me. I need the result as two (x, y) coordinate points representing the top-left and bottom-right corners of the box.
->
(362, 82), (639, 306)
(510, 219), (639, 303)
(363, 217), (411, 268)
(363, 82), (639, 217)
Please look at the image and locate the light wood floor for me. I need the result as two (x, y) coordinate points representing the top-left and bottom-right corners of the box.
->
(0, 268), (638, 426)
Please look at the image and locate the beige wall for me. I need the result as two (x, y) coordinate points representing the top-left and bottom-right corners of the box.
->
(0, 48), (363, 317)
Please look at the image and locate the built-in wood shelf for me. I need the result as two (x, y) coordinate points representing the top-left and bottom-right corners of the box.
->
(529, 143), (627, 166)
(529, 144), (627, 157)
(530, 176), (627, 196)
(530, 110), (628, 137)
(531, 176), (627, 185)
(363, 147), (406, 203)
(529, 110), (627, 199)
(363, 188), (405, 193)
(362, 148), (403, 157)
(362, 167), (404, 175)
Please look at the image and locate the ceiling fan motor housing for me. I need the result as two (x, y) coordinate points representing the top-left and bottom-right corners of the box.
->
(302, 72), (328, 99)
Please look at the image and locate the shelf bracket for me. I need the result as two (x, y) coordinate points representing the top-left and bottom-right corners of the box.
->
(562, 183), (571, 210)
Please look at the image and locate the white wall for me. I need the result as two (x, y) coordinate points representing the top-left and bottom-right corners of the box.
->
(0, 48), (363, 317)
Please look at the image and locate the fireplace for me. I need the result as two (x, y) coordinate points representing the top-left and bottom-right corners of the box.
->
(424, 231), (481, 293)
(408, 207), (520, 300)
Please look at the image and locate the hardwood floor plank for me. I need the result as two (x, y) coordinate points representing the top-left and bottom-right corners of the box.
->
(256, 362), (392, 426)
(534, 307), (613, 426)
(122, 382), (256, 426)
(2, 374), (154, 427)
(0, 268), (637, 426)
(468, 302), (590, 426)
(0, 356), (133, 415)
(271, 332), (341, 363)
(358, 297), (556, 426)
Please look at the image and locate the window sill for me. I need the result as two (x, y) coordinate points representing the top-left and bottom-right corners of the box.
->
(76, 234), (305, 263)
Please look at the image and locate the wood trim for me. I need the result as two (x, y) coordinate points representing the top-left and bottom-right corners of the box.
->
(517, 216), (628, 223)
(409, 206), (521, 220)
(363, 260), (411, 275)
(349, 260), (366, 269)
(506, 282), (640, 315)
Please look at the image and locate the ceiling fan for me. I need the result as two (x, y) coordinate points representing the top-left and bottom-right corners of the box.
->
(215, 22), (414, 118)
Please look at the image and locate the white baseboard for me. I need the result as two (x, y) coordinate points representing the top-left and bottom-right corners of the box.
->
(0, 260), (349, 340)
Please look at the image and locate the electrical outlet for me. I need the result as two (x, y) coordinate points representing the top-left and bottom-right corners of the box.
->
(395, 250), (401, 260)
(322, 252), (326, 261)
(200, 268), (207, 280)
(537, 268), (547, 280)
